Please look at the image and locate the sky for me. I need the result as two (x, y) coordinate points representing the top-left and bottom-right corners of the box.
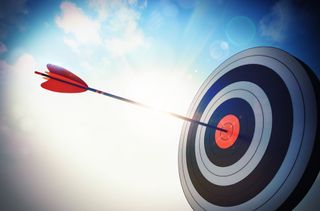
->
(0, 0), (319, 210)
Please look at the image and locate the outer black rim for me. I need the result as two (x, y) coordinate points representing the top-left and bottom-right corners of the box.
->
(186, 64), (293, 206)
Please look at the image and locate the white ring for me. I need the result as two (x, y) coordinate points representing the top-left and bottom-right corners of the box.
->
(195, 82), (271, 186)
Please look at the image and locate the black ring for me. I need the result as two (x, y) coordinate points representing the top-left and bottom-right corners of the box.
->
(186, 64), (293, 206)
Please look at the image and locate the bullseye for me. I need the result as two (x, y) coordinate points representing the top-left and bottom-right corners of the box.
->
(215, 114), (240, 149)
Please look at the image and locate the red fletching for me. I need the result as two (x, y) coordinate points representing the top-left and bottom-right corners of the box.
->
(39, 64), (88, 93)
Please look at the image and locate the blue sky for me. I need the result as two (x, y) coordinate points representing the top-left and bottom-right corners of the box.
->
(0, 0), (319, 210)
(1, 0), (319, 76)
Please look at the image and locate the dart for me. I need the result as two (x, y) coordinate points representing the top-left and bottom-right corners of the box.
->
(35, 64), (227, 132)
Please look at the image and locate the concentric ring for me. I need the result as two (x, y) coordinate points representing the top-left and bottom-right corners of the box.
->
(178, 47), (320, 210)
(195, 83), (272, 186)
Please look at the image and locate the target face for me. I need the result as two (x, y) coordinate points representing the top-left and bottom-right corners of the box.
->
(178, 47), (320, 210)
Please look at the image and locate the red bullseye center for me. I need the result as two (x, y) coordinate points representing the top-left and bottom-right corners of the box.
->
(215, 114), (240, 149)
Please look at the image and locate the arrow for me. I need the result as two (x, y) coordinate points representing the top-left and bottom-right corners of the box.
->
(35, 64), (227, 132)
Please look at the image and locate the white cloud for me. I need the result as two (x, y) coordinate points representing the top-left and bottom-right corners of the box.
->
(128, 0), (147, 9)
(128, 0), (138, 6)
(88, 0), (147, 19)
(63, 37), (80, 52)
(0, 53), (35, 74)
(0, 42), (8, 54)
(259, 0), (292, 42)
(105, 7), (147, 56)
(88, 0), (112, 20)
(106, 30), (145, 56)
(56, 1), (102, 45)
(88, 0), (149, 57)
(0, 44), (14, 72)
(108, 5), (140, 31)
(57, 1), (148, 56)
(0, 59), (11, 72)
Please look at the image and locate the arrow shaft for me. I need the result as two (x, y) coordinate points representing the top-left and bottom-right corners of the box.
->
(35, 71), (227, 132)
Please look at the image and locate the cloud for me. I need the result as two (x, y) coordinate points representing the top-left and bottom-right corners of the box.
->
(0, 42), (8, 54)
(128, 0), (137, 5)
(88, 0), (149, 57)
(57, 1), (148, 56)
(0, 0), (28, 39)
(128, 0), (147, 9)
(56, 1), (102, 46)
(88, 0), (113, 21)
(0, 53), (35, 74)
(88, 0), (147, 20)
(106, 32), (145, 56)
(0, 43), (13, 72)
(259, 0), (292, 42)
(63, 37), (80, 52)
(0, 60), (11, 72)
(105, 6), (147, 56)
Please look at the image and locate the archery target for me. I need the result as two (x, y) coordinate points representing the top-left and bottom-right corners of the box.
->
(178, 47), (320, 210)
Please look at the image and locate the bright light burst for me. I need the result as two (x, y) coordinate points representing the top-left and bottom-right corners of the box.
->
(1, 0), (319, 210)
